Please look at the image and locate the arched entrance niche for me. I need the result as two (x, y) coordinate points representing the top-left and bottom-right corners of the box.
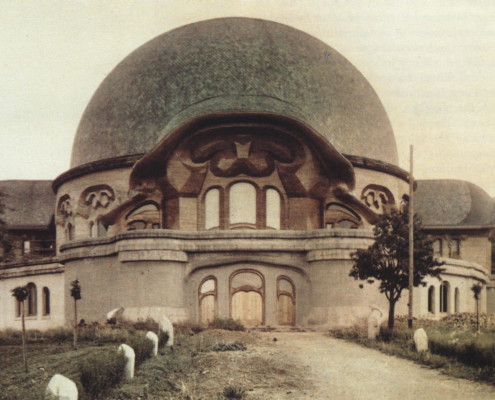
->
(230, 270), (264, 327)
(199, 276), (217, 325)
(277, 276), (295, 326)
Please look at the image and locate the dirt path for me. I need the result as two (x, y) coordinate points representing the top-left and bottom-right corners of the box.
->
(268, 332), (495, 400)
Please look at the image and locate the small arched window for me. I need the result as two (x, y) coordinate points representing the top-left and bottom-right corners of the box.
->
(66, 223), (74, 241)
(229, 182), (256, 227)
(428, 286), (435, 313)
(42, 287), (50, 316)
(277, 277), (295, 326)
(89, 221), (96, 238)
(205, 188), (220, 230)
(454, 287), (460, 313)
(27, 283), (37, 316)
(265, 188), (281, 230)
(199, 277), (217, 325)
(440, 282), (449, 313)
(449, 239), (460, 258)
(126, 203), (160, 231)
(97, 220), (107, 237)
(325, 203), (361, 229)
(432, 239), (442, 257)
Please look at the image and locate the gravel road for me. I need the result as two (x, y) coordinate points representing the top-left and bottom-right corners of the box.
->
(272, 332), (495, 400)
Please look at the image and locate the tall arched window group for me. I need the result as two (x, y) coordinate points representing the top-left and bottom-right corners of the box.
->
(203, 182), (283, 230)
(14, 283), (51, 318)
(198, 271), (296, 327)
(427, 281), (460, 314)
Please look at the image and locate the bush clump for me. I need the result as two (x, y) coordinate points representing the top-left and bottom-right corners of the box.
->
(80, 351), (126, 399)
(222, 384), (247, 399)
(126, 334), (155, 366)
(209, 318), (245, 332)
(211, 341), (247, 352)
(158, 330), (169, 347)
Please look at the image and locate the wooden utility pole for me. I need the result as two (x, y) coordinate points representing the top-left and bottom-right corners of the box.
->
(21, 300), (27, 372)
(408, 145), (414, 329)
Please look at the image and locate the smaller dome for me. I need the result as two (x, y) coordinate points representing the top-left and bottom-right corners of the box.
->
(416, 180), (495, 226)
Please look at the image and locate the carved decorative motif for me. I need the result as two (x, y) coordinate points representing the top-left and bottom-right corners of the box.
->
(77, 185), (115, 219)
(361, 185), (395, 214)
(56, 195), (73, 226)
(81, 185), (115, 209)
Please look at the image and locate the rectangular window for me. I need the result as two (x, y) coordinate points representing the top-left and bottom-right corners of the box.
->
(23, 241), (31, 254)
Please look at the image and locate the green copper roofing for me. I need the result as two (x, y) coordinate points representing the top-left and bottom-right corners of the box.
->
(71, 17), (398, 168)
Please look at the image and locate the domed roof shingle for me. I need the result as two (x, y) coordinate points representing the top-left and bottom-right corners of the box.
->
(415, 180), (495, 227)
(71, 17), (397, 168)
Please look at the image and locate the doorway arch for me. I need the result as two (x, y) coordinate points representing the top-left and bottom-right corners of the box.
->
(230, 270), (264, 327)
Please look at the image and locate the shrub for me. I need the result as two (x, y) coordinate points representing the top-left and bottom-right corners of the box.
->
(80, 351), (126, 399)
(209, 318), (245, 332)
(222, 384), (246, 399)
(126, 334), (155, 366)
(158, 330), (169, 347)
(174, 321), (205, 335)
(211, 341), (247, 352)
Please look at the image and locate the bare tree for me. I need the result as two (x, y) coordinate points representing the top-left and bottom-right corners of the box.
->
(70, 280), (82, 349)
(11, 286), (29, 372)
(471, 283), (482, 333)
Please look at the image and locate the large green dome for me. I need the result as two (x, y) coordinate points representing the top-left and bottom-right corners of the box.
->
(71, 17), (398, 168)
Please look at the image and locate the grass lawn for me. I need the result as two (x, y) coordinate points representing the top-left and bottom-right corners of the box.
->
(330, 320), (495, 386)
(0, 323), (309, 400)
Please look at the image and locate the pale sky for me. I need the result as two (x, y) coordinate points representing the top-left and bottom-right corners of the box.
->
(1, 0), (495, 195)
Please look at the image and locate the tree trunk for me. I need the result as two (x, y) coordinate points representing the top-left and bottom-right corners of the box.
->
(388, 300), (396, 330)
(21, 301), (27, 372)
(73, 299), (78, 350)
(476, 298), (480, 333)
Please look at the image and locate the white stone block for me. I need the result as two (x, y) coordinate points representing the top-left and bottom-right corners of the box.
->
(367, 306), (384, 340)
(146, 331), (159, 356)
(45, 374), (78, 400)
(106, 307), (125, 322)
(118, 343), (135, 380)
(158, 315), (174, 346)
(414, 328), (428, 352)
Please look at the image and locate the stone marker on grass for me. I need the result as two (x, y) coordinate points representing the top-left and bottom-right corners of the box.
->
(414, 328), (428, 352)
(106, 307), (125, 324)
(158, 315), (174, 347)
(146, 331), (159, 356)
(118, 343), (136, 380)
(45, 374), (78, 400)
(367, 306), (384, 340)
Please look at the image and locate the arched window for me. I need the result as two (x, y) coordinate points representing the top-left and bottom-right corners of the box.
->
(325, 203), (361, 229)
(126, 203), (160, 230)
(229, 182), (256, 227)
(205, 188), (220, 230)
(89, 221), (96, 238)
(27, 283), (37, 316)
(15, 297), (21, 318)
(428, 286), (435, 313)
(66, 223), (74, 241)
(97, 220), (107, 237)
(454, 287), (460, 313)
(265, 188), (281, 230)
(42, 287), (50, 316)
(440, 282), (449, 313)
(277, 277), (295, 326)
(199, 277), (217, 324)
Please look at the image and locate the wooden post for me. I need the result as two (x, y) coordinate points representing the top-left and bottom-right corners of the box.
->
(21, 300), (27, 372)
(73, 298), (78, 350)
(408, 145), (414, 329)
